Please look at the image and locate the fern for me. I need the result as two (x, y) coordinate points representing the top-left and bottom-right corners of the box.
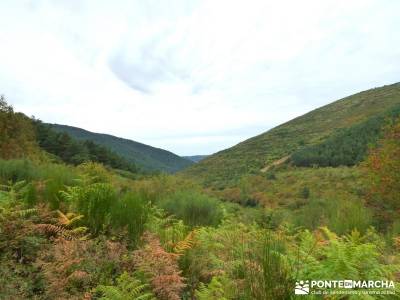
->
(36, 224), (75, 240)
(95, 272), (156, 300)
(13, 208), (37, 218)
(133, 232), (185, 300)
(195, 276), (229, 300)
(56, 210), (84, 228)
(173, 228), (200, 255)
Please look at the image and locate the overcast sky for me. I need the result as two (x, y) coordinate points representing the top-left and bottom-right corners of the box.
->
(0, 0), (399, 155)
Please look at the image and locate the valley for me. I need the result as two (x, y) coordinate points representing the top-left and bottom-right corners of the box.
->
(0, 84), (399, 299)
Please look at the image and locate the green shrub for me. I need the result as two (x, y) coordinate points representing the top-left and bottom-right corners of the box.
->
(265, 172), (277, 180)
(243, 232), (294, 300)
(293, 197), (372, 235)
(299, 186), (310, 199)
(293, 198), (326, 230)
(0, 159), (38, 183)
(39, 164), (78, 209)
(68, 183), (117, 234)
(326, 199), (372, 235)
(159, 190), (223, 227)
(110, 192), (150, 246)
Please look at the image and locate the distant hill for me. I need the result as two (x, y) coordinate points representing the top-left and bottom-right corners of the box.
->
(183, 155), (209, 163)
(183, 82), (400, 187)
(49, 124), (193, 173)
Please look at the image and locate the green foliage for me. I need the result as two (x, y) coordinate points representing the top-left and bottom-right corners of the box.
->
(0, 96), (39, 159)
(291, 105), (400, 167)
(297, 228), (397, 281)
(66, 183), (117, 235)
(0, 159), (78, 208)
(51, 123), (193, 173)
(242, 232), (294, 300)
(110, 192), (150, 246)
(0, 159), (38, 183)
(1, 97), (399, 300)
(95, 272), (156, 300)
(195, 275), (229, 300)
(159, 190), (223, 227)
(299, 186), (310, 199)
(293, 197), (372, 235)
(34, 120), (138, 173)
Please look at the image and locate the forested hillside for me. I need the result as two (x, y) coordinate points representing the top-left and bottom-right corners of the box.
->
(50, 124), (193, 173)
(184, 83), (400, 187)
(34, 121), (138, 173)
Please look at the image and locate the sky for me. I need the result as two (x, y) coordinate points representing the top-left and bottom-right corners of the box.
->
(0, 0), (399, 156)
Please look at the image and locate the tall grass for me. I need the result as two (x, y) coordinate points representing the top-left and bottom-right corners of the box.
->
(0, 159), (38, 182)
(293, 197), (372, 235)
(110, 192), (150, 246)
(72, 183), (117, 235)
(159, 190), (223, 227)
(326, 198), (372, 235)
(243, 232), (294, 300)
(0, 159), (79, 208)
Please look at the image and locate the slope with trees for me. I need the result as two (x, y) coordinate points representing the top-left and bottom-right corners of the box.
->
(183, 83), (400, 187)
(50, 124), (193, 173)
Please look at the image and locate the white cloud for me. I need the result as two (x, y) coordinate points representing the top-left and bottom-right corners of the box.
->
(0, 0), (399, 155)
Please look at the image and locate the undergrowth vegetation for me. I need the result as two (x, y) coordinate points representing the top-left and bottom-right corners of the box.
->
(0, 98), (399, 299)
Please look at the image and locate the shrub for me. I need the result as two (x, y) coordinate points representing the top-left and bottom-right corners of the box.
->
(0, 159), (38, 183)
(326, 198), (372, 235)
(110, 192), (150, 246)
(243, 232), (294, 300)
(66, 183), (117, 235)
(77, 162), (111, 184)
(294, 198), (372, 235)
(299, 186), (310, 199)
(159, 190), (223, 227)
(265, 172), (277, 180)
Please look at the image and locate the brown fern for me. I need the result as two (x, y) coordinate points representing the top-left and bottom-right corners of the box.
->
(133, 232), (185, 300)
(36, 224), (75, 240)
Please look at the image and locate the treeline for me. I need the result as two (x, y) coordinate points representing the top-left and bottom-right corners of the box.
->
(34, 121), (138, 172)
(291, 105), (400, 167)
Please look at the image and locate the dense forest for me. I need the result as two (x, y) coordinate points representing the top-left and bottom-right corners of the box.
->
(0, 96), (399, 299)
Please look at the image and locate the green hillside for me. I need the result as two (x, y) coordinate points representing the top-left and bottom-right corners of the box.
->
(50, 124), (193, 173)
(184, 82), (400, 187)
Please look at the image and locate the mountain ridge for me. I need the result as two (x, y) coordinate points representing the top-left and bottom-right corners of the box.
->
(183, 82), (400, 187)
(49, 124), (193, 173)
